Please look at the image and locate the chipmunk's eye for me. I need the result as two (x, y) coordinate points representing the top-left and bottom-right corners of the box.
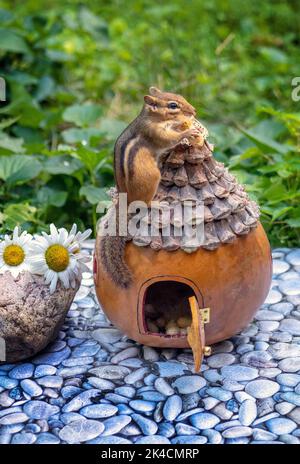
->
(167, 101), (179, 109)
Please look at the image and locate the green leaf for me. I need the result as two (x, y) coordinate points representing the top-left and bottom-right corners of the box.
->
(271, 206), (293, 221)
(61, 127), (103, 144)
(75, 146), (107, 173)
(3, 203), (37, 229)
(0, 155), (41, 186)
(286, 218), (300, 228)
(43, 156), (83, 175)
(0, 28), (30, 54)
(240, 128), (291, 155)
(98, 118), (127, 139)
(79, 185), (109, 205)
(63, 104), (102, 127)
(0, 131), (25, 153)
(37, 187), (68, 207)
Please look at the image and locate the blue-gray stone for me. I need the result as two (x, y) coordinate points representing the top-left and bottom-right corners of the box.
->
(0, 412), (29, 425)
(226, 399), (239, 413)
(72, 344), (100, 357)
(62, 389), (101, 412)
(138, 391), (166, 402)
(222, 426), (253, 438)
(171, 435), (207, 444)
(117, 404), (134, 415)
(202, 429), (223, 444)
(277, 374), (300, 387)
(20, 379), (43, 397)
(47, 340), (66, 352)
(101, 415), (132, 436)
(33, 347), (71, 366)
(9, 387), (23, 400)
(172, 375), (206, 394)
(190, 412), (220, 429)
(62, 356), (94, 367)
(36, 376), (63, 388)
(88, 365), (131, 380)
(155, 361), (188, 378)
(158, 422), (175, 438)
(129, 399), (156, 412)
(60, 412), (83, 424)
(105, 393), (130, 404)
(61, 386), (82, 400)
(132, 413), (158, 435)
(0, 406), (22, 418)
(86, 377), (115, 390)
(280, 392), (300, 406)
(114, 386), (136, 398)
(59, 419), (104, 443)
(0, 377), (18, 389)
(253, 428), (277, 441)
(23, 401), (60, 420)
(136, 435), (170, 444)
(221, 365), (258, 381)
(266, 417), (297, 434)
(176, 407), (204, 422)
(80, 404), (118, 419)
(87, 436), (132, 444)
(225, 437), (250, 444)
(206, 387), (232, 401)
(175, 423), (199, 435)
(9, 364), (34, 380)
(35, 433), (60, 444)
(34, 365), (57, 378)
(124, 367), (148, 384)
(163, 395), (182, 421)
(239, 400), (257, 426)
(245, 380), (279, 399)
(11, 432), (36, 444)
(154, 378), (175, 396)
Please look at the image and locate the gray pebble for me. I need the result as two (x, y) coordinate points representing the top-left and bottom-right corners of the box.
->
(266, 417), (297, 434)
(172, 375), (205, 394)
(245, 379), (279, 399)
(239, 400), (257, 426)
(59, 419), (104, 443)
(80, 404), (118, 418)
(190, 412), (220, 429)
(20, 379), (43, 397)
(221, 365), (258, 381)
(163, 395), (182, 421)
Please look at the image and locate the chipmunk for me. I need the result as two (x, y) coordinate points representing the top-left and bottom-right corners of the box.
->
(114, 86), (199, 205)
(101, 87), (201, 288)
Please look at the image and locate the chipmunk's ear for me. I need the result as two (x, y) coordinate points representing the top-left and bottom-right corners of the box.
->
(149, 86), (162, 97)
(144, 95), (157, 109)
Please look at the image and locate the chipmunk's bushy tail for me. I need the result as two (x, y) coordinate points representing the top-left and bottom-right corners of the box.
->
(100, 234), (132, 289)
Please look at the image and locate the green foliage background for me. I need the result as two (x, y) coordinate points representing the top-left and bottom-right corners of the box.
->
(0, 0), (299, 246)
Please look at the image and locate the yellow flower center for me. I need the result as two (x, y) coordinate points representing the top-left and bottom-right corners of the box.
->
(45, 244), (70, 272)
(3, 244), (25, 267)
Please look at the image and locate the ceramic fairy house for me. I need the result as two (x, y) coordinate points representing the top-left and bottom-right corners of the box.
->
(94, 89), (272, 370)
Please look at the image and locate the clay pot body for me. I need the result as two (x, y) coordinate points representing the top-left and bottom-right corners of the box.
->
(94, 223), (272, 349)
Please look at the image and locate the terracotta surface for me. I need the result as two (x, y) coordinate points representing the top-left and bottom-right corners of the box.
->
(94, 222), (272, 349)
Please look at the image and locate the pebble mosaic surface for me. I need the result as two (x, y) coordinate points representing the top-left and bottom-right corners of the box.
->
(1, 243), (300, 444)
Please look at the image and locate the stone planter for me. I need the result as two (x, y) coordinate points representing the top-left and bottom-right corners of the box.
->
(0, 271), (80, 363)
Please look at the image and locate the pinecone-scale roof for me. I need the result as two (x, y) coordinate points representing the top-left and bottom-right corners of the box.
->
(130, 138), (260, 253)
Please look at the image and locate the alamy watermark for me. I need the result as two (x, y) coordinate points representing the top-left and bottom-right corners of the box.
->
(291, 77), (300, 102)
(96, 193), (205, 248)
(0, 77), (6, 102)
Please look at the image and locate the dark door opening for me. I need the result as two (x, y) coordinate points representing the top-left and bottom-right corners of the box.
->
(142, 280), (198, 337)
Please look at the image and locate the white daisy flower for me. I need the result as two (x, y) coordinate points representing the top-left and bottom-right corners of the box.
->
(0, 227), (33, 278)
(30, 224), (92, 294)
